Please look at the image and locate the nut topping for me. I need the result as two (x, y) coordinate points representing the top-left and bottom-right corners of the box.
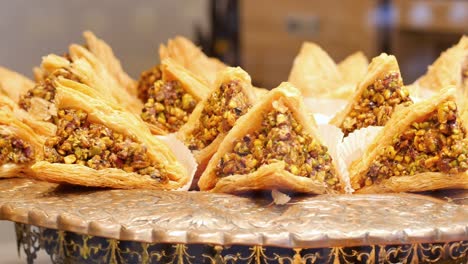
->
(364, 100), (468, 187)
(44, 109), (168, 182)
(340, 72), (413, 136)
(215, 108), (340, 189)
(0, 133), (34, 165)
(186, 80), (251, 151)
(141, 80), (197, 133)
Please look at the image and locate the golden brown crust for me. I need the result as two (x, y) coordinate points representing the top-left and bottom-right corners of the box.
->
(177, 67), (256, 173)
(199, 82), (342, 194)
(330, 53), (405, 129)
(65, 46), (143, 114)
(159, 36), (227, 85)
(355, 172), (468, 193)
(413, 36), (468, 93)
(0, 67), (35, 103)
(30, 78), (189, 189)
(288, 42), (342, 97)
(349, 88), (467, 193)
(82, 31), (137, 97)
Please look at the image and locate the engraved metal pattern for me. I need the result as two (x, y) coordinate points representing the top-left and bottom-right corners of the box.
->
(1, 178), (467, 248)
(15, 224), (468, 264)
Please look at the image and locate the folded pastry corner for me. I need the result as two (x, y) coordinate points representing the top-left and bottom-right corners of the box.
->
(138, 58), (210, 135)
(0, 110), (44, 178)
(199, 82), (343, 194)
(288, 42), (342, 97)
(338, 51), (369, 86)
(30, 78), (188, 189)
(178, 67), (256, 173)
(349, 87), (468, 193)
(160, 36), (227, 85)
(413, 35), (468, 93)
(68, 43), (143, 114)
(331, 53), (413, 136)
(82, 31), (137, 97)
(0, 66), (35, 103)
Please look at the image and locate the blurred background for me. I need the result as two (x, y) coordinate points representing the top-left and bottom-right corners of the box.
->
(0, 0), (467, 88)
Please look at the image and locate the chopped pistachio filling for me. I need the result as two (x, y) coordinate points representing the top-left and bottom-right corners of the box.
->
(364, 100), (468, 187)
(137, 65), (162, 102)
(0, 133), (34, 165)
(340, 72), (413, 136)
(215, 109), (340, 189)
(44, 109), (168, 182)
(19, 69), (80, 111)
(141, 80), (198, 133)
(186, 80), (251, 151)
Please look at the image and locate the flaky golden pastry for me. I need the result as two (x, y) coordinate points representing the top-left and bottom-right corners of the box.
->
(413, 36), (468, 95)
(82, 31), (137, 97)
(159, 36), (227, 85)
(30, 78), (188, 190)
(0, 110), (44, 178)
(331, 53), (413, 136)
(139, 58), (210, 135)
(0, 67), (35, 103)
(199, 83), (343, 194)
(338, 51), (369, 87)
(68, 44), (143, 114)
(288, 42), (342, 97)
(349, 88), (468, 193)
(19, 53), (132, 122)
(178, 67), (256, 176)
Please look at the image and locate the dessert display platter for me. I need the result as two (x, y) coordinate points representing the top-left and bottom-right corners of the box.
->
(0, 178), (466, 263)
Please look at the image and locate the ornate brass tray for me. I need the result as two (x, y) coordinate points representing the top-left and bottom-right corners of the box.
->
(1, 178), (467, 263)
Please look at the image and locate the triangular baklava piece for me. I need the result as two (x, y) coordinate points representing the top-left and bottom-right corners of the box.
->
(288, 42), (342, 97)
(350, 88), (468, 193)
(31, 78), (188, 189)
(159, 36), (227, 85)
(199, 83), (343, 194)
(178, 67), (256, 173)
(0, 110), (44, 178)
(138, 58), (210, 135)
(331, 53), (413, 136)
(0, 66), (35, 103)
(82, 31), (138, 97)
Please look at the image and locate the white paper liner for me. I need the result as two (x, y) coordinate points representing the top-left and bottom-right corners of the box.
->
(339, 126), (383, 169)
(316, 124), (353, 193)
(304, 98), (347, 116)
(156, 134), (197, 191)
(313, 113), (332, 125)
